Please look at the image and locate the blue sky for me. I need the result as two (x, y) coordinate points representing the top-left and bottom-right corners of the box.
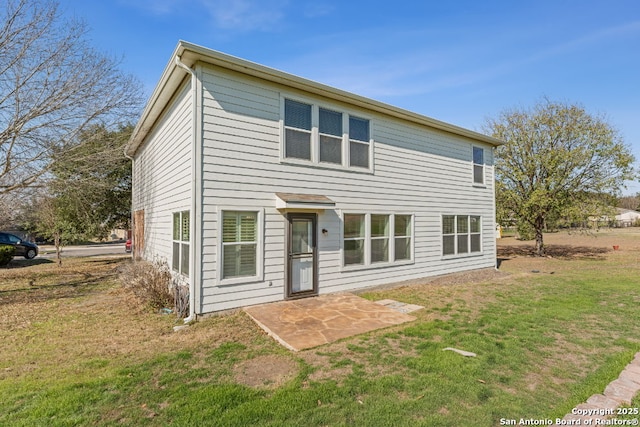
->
(59, 0), (640, 194)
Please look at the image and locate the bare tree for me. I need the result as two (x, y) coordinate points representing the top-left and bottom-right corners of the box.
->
(0, 0), (142, 196)
(617, 194), (640, 211)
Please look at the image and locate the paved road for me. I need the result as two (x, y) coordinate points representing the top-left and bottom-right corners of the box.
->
(39, 243), (130, 259)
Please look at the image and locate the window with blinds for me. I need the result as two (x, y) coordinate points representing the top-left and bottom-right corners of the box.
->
(222, 211), (258, 279)
(283, 98), (371, 170)
(349, 116), (370, 168)
(319, 108), (342, 164)
(284, 99), (312, 160)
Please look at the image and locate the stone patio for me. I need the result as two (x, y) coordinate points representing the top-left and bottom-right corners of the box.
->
(244, 293), (420, 351)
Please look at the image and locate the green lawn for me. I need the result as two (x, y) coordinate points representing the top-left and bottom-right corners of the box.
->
(1, 232), (639, 426)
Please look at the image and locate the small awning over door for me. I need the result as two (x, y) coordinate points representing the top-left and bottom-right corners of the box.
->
(275, 193), (335, 211)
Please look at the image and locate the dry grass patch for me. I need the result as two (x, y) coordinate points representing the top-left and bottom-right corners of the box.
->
(0, 257), (276, 384)
(233, 354), (299, 388)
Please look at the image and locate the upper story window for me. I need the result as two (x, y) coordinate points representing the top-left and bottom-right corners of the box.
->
(473, 146), (484, 185)
(283, 98), (371, 171)
(284, 99), (312, 161)
(319, 108), (343, 164)
(349, 116), (370, 168)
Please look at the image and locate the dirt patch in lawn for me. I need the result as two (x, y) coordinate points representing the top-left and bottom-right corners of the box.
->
(498, 244), (611, 259)
(497, 229), (640, 259)
(233, 354), (299, 388)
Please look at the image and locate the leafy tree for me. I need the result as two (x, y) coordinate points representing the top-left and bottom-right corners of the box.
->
(21, 125), (133, 266)
(49, 124), (133, 238)
(0, 0), (141, 196)
(25, 195), (77, 266)
(486, 99), (636, 256)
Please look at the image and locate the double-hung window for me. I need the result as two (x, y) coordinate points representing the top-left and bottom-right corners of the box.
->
(394, 215), (412, 261)
(349, 116), (370, 168)
(222, 211), (258, 279)
(470, 216), (481, 252)
(370, 215), (390, 263)
(319, 108), (343, 164)
(442, 215), (482, 256)
(284, 99), (312, 160)
(344, 214), (366, 266)
(343, 213), (413, 267)
(172, 211), (190, 277)
(473, 146), (484, 185)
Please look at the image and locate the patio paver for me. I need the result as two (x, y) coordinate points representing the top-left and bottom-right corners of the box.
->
(244, 293), (417, 351)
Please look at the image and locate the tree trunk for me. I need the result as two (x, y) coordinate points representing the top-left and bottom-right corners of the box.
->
(54, 232), (63, 267)
(534, 217), (545, 257)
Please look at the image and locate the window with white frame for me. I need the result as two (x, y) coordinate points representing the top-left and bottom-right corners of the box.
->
(370, 214), (390, 263)
(172, 211), (190, 277)
(343, 213), (413, 267)
(284, 99), (312, 160)
(283, 98), (371, 170)
(394, 215), (412, 261)
(344, 214), (366, 266)
(349, 116), (370, 168)
(222, 211), (258, 279)
(473, 146), (484, 185)
(442, 215), (482, 256)
(319, 107), (342, 164)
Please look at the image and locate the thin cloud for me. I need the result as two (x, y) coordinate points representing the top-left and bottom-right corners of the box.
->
(200, 0), (288, 31)
(117, 0), (182, 15)
(121, 0), (289, 32)
(277, 20), (640, 100)
(303, 2), (335, 18)
(523, 20), (640, 64)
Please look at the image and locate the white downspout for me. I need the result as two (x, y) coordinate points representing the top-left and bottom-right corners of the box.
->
(175, 54), (198, 323)
(123, 151), (135, 261)
(492, 146), (499, 271)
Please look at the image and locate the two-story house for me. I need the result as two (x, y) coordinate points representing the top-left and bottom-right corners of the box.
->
(125, 41), (503, 320)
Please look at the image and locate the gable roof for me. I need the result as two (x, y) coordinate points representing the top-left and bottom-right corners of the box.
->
(125, 41), (504, 156)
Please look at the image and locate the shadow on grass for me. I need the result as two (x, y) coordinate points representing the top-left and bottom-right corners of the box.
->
(0, 260), (122, 305)
(498, 244), (610, 260)
(0, 276), (113, 305)
(2, 258), (55, 269)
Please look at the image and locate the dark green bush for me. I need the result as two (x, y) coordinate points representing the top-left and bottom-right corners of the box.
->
(0, 244), (15, 266)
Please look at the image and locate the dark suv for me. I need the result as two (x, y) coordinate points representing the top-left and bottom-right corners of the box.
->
(0, 233), (38, 259)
